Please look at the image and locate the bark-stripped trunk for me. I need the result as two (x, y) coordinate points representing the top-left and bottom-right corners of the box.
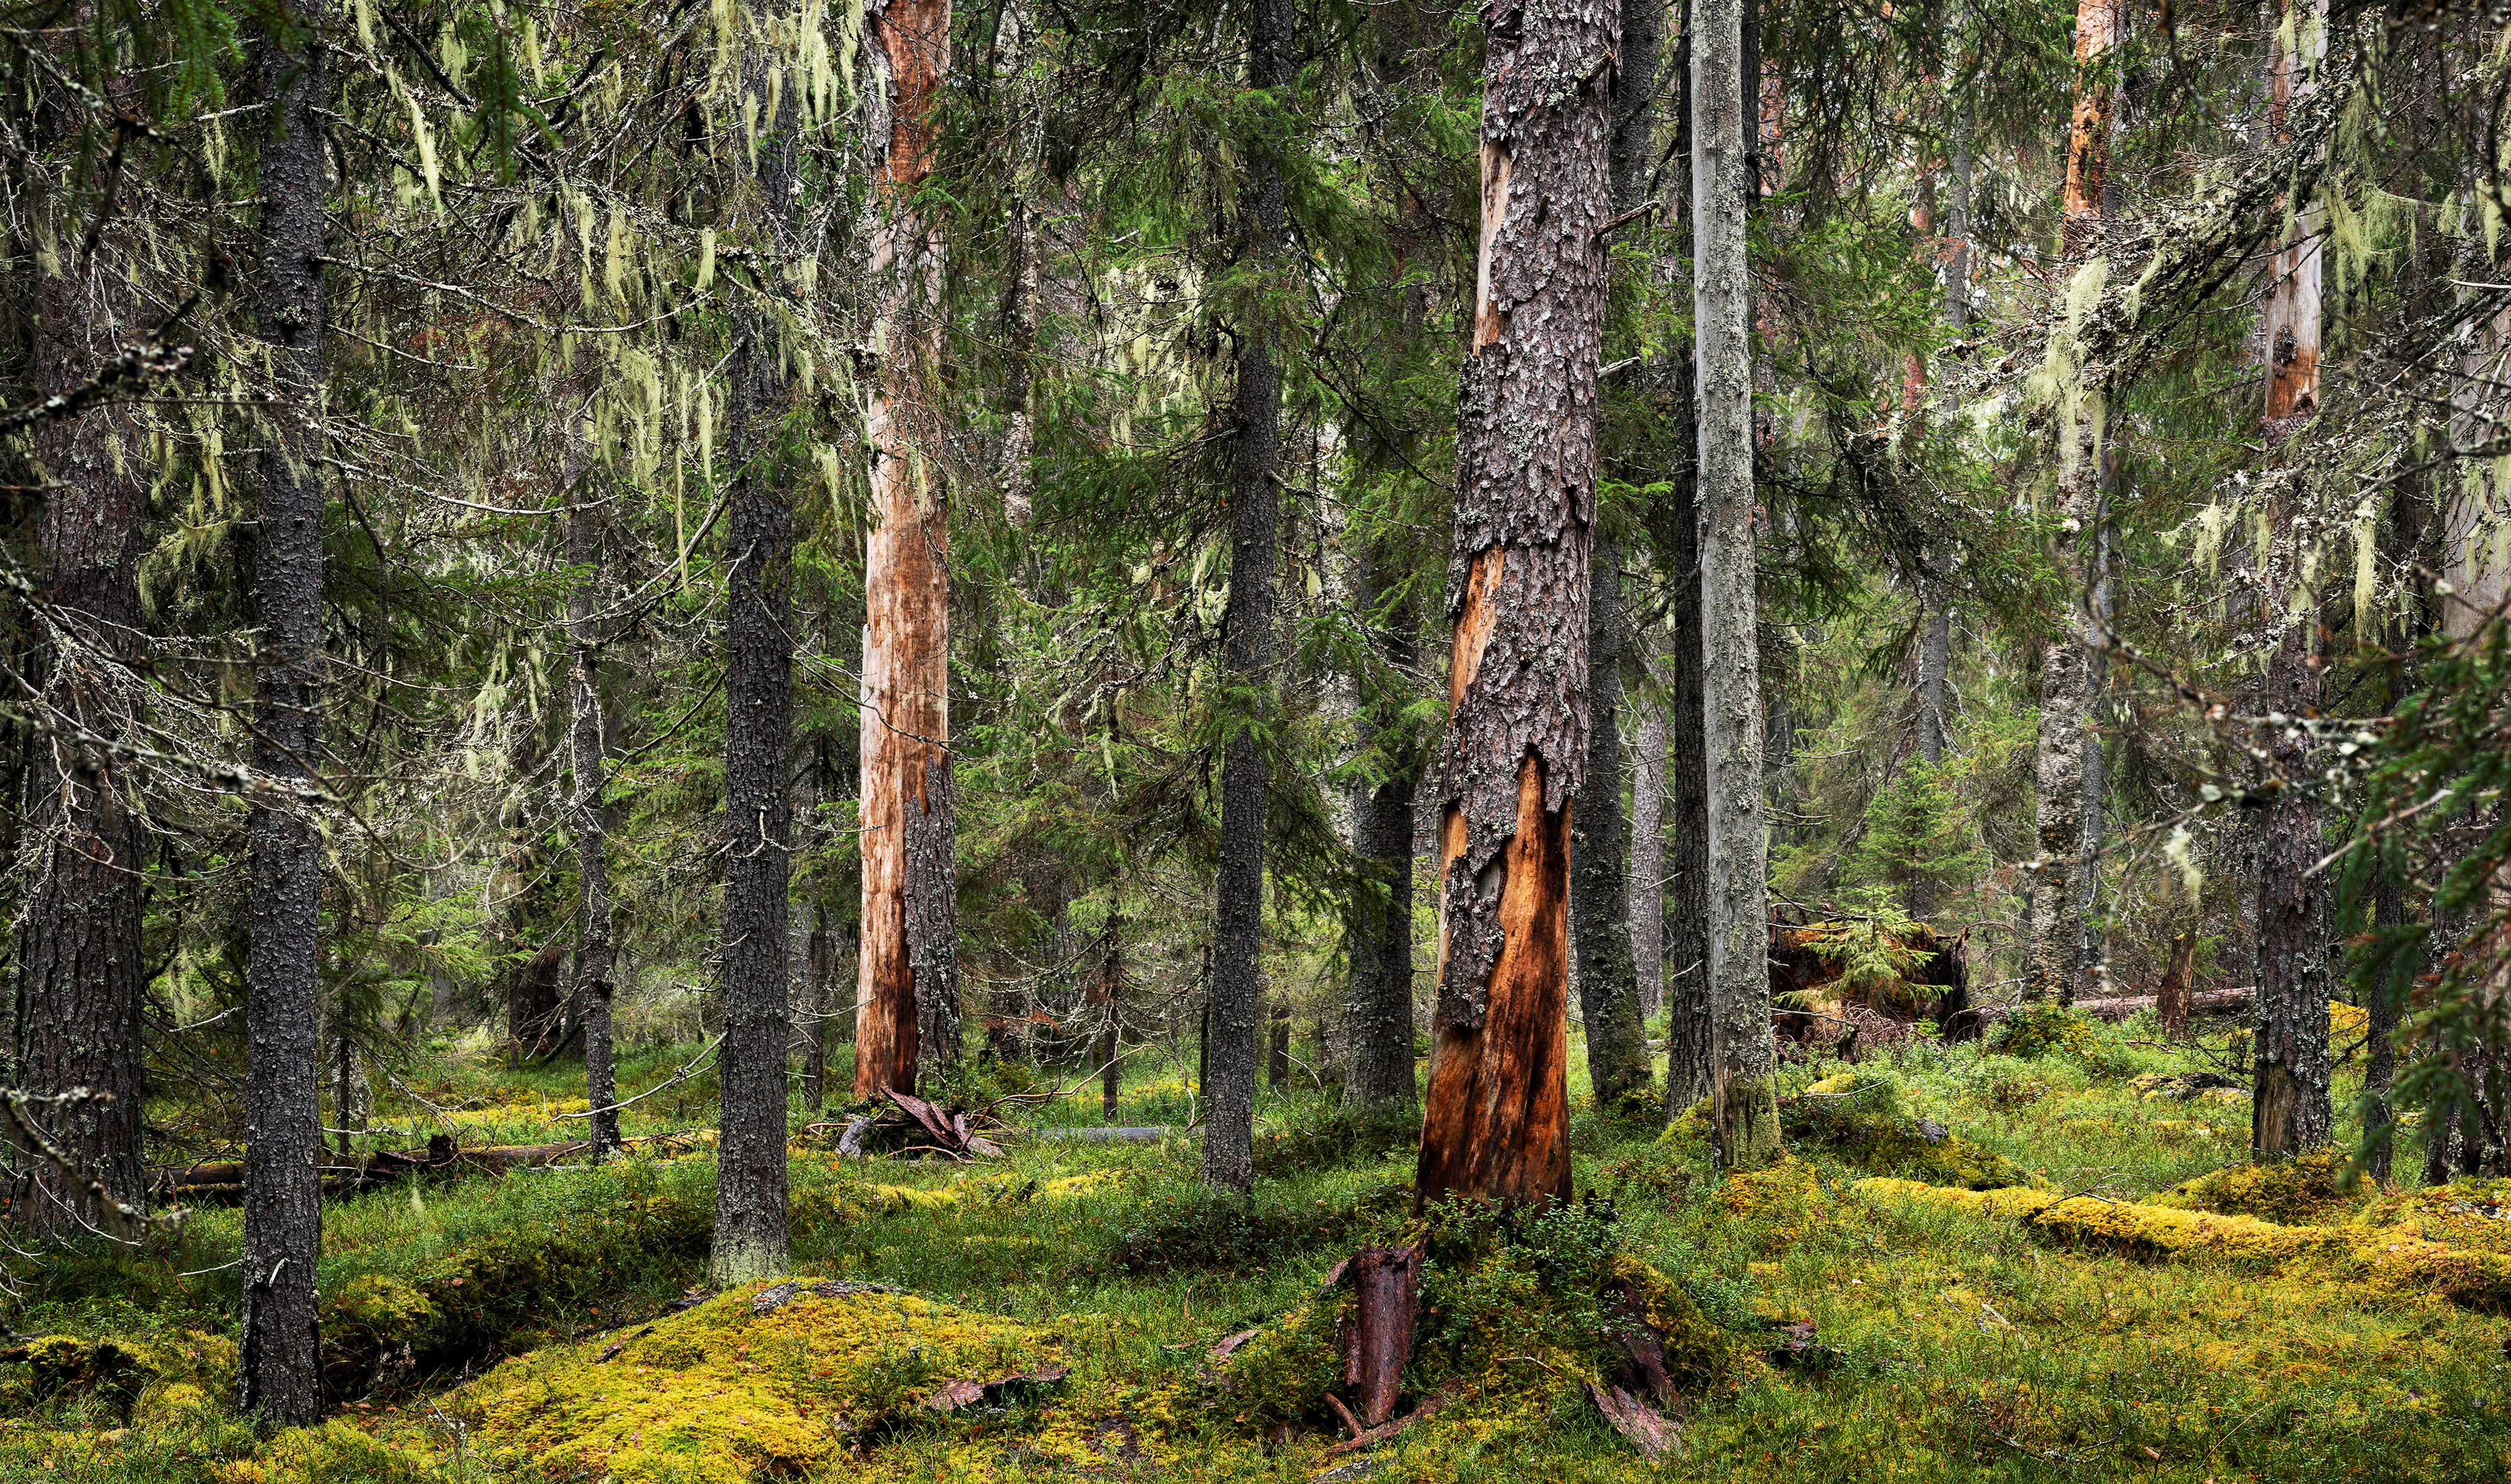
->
(1413, 0), (1612, 1211)
(1572, 0), (1663, 1118)
(1694, 0), (1782, 1168)
(856, 0), (960, 1101)
(2251, 0), (2333, 1160)
(1343, 547), (1419, 1111)
(1661, 3), (1715, 1118)
(567, 493), (621, 1155)
(712, 31), (804, 1286)
(11, 131), (150, 1240)
(1629, 689), (1668, 1022)
(2021, 0), (2120, 1006)
(239, 1), (329, 1425)
(1201, 0), (1291, 1194)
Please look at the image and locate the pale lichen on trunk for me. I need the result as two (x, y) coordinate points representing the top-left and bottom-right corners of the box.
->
(1414, 0), (1614, 1210)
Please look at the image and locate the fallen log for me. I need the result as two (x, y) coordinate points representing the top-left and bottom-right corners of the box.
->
(1959, 986), (2252, 1031)
(148, 1130), (700, 1203)
(1026, 1125), (1179, 1143)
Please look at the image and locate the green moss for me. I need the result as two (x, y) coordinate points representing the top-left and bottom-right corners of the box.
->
(1991, 1003), (2100, 1059)
(2153, 1150), (2359, 1225)
(1785, 1071), (2018, 1189)
(205, 1422), (433, 1484)
(0, 1329), (236, 1422)
(453, 1279), (1061, 1483)
(2355, 1179), (2511, 1255)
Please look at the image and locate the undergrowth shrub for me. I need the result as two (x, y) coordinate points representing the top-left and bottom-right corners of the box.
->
(1098, 1184), (1376, 1275)
(1783, 1070), (2018, 1189)
(1250, 1102), (1420, 1179)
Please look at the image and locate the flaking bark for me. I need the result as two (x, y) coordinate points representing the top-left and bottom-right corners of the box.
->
(566, 490), (621, 1156)
(1414, 0), (1614, 1211)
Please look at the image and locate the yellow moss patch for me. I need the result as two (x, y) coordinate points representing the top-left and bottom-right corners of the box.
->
(2153, 1150), (2361, 1225)
(1856, 1177), (2511, 1311)
(453, 1279), (1059, 1483)
(0, 1329), (236, 1419)
(209, 1421), (432, 1483)
(2355, 1179), (2511, 1254)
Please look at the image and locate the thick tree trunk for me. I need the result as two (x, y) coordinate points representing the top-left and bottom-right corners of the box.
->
(1201, 0), (1291, 1194)
(2022, 0), (2120, 1007)
(1413, 0), (1611, 1212)
(1629, 690), (1668, 1022)
(2251, 0), (2333, 1162)
(1572, 0), (1663, 1117)
(713, 33), (805, 1287)
(567, 495), (621, 1155)
(11, 132), (150, 1240)
(857, 0), (960, 1101)
(1661, 5), (1714, 1118)
(2076, 525), (2113, 990)
(1694, 0), (1783, 1168)
(1575, 547), (1649, 1108)
(1343, 548), (1419, 1111)
(239, 2), (330, 1426)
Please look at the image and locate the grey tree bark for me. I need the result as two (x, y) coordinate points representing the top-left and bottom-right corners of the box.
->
(239, 0), (330, 1426)
(11, 109), (150, 1240)
(1694, 0), (1783, 1168)
(567, 492), (620, 1155)
(1202, 0), (1291, 1194)
(1629, 684), (1668, 1022)
(712, 34), (802, 1287)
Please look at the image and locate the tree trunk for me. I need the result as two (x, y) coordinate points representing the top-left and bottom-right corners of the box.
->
(11, 116), (150, 1240)
(1268, 1000), (1291, 1091)
(1091, 914), (1122, 1121)
(2250, 0), (2333, 1162)
(712, 30), (806, 1287)
(1661, 1), (1714, 1119)
(1572, 0), (1663, 1118)
(1694, 0), (1783, 1169)
(804, 903), (834, 1113)
(1629, 689), (1668, 1023)
(1343, 547), (1419, 1111)
(2076, 521), (2113, 991)
(567, 491), (621, 1156)
(1201, 0), (1291, 1194)
(856, 0), (960, 1101)
(239, 1), (330, 1426)
(2022, 0), (2121, 1007)
(1413, 0), (1612, 1212)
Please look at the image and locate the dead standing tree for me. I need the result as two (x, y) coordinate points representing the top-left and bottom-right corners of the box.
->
(1413, 0), (1614, 1213)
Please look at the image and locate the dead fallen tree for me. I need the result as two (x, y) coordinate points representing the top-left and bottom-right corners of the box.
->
(1958, 986), (2253, 1032)
(150, 1127), (716, 1203)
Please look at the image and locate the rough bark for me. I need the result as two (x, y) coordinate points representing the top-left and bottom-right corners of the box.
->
(2250, 0), (2333, 1162)
(857, 0), (960, 1101)
(1660, 12), (1715, 1119)
(803, 902), (835, 1113)
(10, 117), (150, 1239)
(1413, 0), (1611, 1211)
(1693, 0), (1782, 1168)
(239, 1), (329, 1426)
(713, 30), (804, 1286)
(1575, 544), (1649, 1108)
(1629, 687), (1668, 1022)
(1092, 915), (1122, 1122)
(1343, 548), (1418, 1112)
(2076, 523), (2113, 991)
(2023, 0), (2120, 1007)
(2156, 930), (2196, 1039)
(567, 494), (621, 1156)
(1201, 0), (1291, 1194)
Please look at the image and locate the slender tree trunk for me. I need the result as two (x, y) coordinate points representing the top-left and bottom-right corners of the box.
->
(567, 490), (621, 1155)
(1094, 915), (1122, 1121)
(1413, 0), (1612, 1212)
(1572, 0), (1663, 1118)
(1661, 1), (1715, 1119)
(1201, 0), (1291, 1194)
(1343, 547), (1419, 1111)
(1267, 1000), (1291, 1090)
(2022, 0), (2121, 1007)
(2251, 0), (2333, 1160)
(804, 902), (834, 1113)
(1629, 688), (1668, 1022)
(11, 118), (149, 1240)
(1695, 0), (1782, 1168)
(239, 1), (329, 1425)
(713, 30), (805, 1287)
(857, 0), (960, 1100)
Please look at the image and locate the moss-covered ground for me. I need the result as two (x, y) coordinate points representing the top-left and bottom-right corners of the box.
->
(8, 1010), (2510, 1482)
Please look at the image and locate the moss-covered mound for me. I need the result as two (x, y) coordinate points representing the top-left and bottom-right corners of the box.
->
(0, 1329), (234, 1426)
(1857, 1177), (2511, 1311)
(2356, 1179), (2511, 1254)
(454, 1279), (1062, 1483)
(1782, 1071), (2019, 1189)
(2152, 1151), (2360, 1225)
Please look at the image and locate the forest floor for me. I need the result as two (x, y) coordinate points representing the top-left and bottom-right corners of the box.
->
(7, 1010), (2511, 1483)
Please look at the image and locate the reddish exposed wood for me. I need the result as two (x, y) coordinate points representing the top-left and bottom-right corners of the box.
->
(2060, 0), (2120, 257)
(1337, 1244), (1422, 1426)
